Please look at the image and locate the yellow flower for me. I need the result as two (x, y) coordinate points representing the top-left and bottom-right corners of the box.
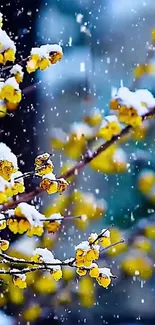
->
(27, 226), (43, 237)
(97, 121), (121, 141)
(58, 178), (68, 193)
(51, 269), (62, 281)
(0, 240), (9, 251)
(0, 220), (6, 230)
(0, 53), (3, 64)
(14, 206), (24, 217)
(40, 178), (58, 194)
(118, 106), (142, 127)
(35, 153), (51, 166)
(49, 51), (63, 64)
(4, 49), (15, 63)
(14, 72), (23, 84)
(31, 254), (40, 263)
(38, 58), (50, 70)
(76, 268), (87, 276)
(84, 112), (102, 127)
(47, 221), (60, 233)
(26, 57), (38, 73)
(100, 237), (111, 248)
(64, 134), (86, 160)
(13, 276), (27, 289)
(89, 266), (100, 278)
(0, 192), (7, 204)
(97, 275), (111, 288)
(110, 98), (120, 110)
(6, 101), (18, 111)
(86, 249), (99, 262)
(23, 305), (41, 322)
(18, 219), (30, 234)
(11, 182), (25, 196)
(0, 160), (14, 181)
(7, 219), (18, 234)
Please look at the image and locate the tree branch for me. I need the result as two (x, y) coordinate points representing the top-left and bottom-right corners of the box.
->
(0, 107), (155, 213)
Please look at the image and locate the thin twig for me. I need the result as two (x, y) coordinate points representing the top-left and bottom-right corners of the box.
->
(100, 239), (125, 253)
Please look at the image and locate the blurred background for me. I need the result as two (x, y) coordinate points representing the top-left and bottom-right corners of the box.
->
(1, 0), (155, 324)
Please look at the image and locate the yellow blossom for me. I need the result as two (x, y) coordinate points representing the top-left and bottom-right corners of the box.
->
(89, 266), (100, 278)
(49, 51), (63, 64)
(27, 226), (43, 237)
(13, 276), (27, 289)
(0, 192), (7, 204)
(40, 178), (58, 194)
(51, 269), (62, 281)
(47, 221), (60, 233)
(6, 101), (18, 111)
(38, 58), (50, 70)
(100, 237), (111, 248)
(0, 160), (14, 181)
(0, 240), (9, 251)
(97, 121), (121, 141)
(97, 275), (111, 288)
(4, 49), (15, 63)
(11, 182), (25, 196)
(7, 219), (18, 234)
(0, 220), (6, 230)
(76, 268), (87, 276)
(26, 57), (38, 73)
(118, 106), (142, 127)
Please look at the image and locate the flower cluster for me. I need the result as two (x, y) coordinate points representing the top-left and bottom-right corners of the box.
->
(0, 143), (25, 203)
(110, 87), (155, 127)
(0, 25), (16, 64)
(26, 44), (63, 73)
(32, 248), (62, 281)
(97, 115), (122, 141)
(37, 152), (68, 194)
(0, 77), (22, 116)
(74, 229), (115, 288)
(0, 202), (65, 236)
(10, 64), (24, 84)
(13, 273), (27, 289)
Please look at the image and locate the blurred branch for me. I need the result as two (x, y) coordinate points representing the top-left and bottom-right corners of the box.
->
(1, 106), (155, 212)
